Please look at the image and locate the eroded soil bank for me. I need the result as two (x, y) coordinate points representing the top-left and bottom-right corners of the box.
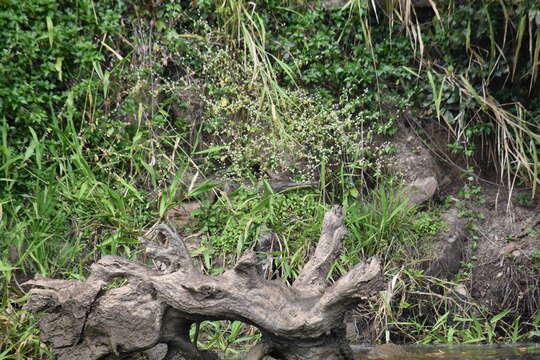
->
(345, 122), (540, 344)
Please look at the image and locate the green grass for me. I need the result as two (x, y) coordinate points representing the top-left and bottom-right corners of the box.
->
(0, 299), (51, 359)
(193, 185), (326, 280)
(379, 269), (540, 344)
(0, 98), (197, 357)
(194, 320), (261, 355)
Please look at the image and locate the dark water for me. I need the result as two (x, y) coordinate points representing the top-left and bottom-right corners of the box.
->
(352, 344), (540, 360)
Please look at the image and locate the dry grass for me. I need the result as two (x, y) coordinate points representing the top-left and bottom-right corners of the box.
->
(357, 0), (540, 195)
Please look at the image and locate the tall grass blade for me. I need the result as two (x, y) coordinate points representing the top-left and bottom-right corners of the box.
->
(46, 16), (54, 47)
(512, 14), (526, 80)
(529, 31), (540, 92)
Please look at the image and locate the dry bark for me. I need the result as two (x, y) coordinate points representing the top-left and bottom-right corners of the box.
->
(23, 206), (383, 360)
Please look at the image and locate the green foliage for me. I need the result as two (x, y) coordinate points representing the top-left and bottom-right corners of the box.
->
(342, 184), (442, 266)
(0, 1), (201, 356)
(193, 48), (394, 183)
(194, 186), (325, 279)
(264, 4), (416, 99)
(1, 0), (539, 356)
(194, 320), (260, 355)
(0, 0), (125, 130)
(380, 269), (537, 344)
(422, 1), (540, 100)
(0, 298), (52, 359)
(410, 1), (540, 192)
(532, 251), (540, 271)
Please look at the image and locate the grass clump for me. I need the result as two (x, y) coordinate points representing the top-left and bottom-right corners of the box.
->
(0, 299), (51, 359)
(396, 0), (540, 193)
(194, 186), (325, 279)
(378, 269), (540, 344)
(339, 184), (444, 272)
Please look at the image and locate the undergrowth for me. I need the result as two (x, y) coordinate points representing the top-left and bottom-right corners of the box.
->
(374, 268), (540, 344)
(1, 0), (539, 358)
(197, 49), (395, 182)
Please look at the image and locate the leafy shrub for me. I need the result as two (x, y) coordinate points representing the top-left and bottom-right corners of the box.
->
(191, 49), (396, 184)
(0, 0), (126, 131)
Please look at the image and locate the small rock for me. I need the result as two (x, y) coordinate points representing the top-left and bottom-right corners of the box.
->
(367, 343), (409, 359)
(405, 176), (438, 206)
(144, 344), (167, 360)
(426, 235), (464, 279)
(454, 284), (469, 298)
(511, 250), (522, 257)
(321, 0), (348, 8)
(500, 242), (519, 255)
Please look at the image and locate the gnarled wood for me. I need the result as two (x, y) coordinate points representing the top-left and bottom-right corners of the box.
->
(23, 206), (383, 360)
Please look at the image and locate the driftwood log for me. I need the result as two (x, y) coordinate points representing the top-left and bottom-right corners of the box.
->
(23, 206), (383, 360)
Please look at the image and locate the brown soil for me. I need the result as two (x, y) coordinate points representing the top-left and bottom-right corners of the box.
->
(463, 184), (540, 317)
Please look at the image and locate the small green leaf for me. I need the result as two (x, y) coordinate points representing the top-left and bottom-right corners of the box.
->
(193, 146), (226, 155)
(490, 308), (511, 325)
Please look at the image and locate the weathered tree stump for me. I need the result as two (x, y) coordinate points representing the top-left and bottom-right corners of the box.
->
(23, 206), (383, 360)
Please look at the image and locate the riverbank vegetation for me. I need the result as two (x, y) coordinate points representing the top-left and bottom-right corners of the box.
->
(1, 0), (539, 358)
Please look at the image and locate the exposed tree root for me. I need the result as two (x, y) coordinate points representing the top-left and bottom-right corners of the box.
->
(23, 206), (383, 360)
